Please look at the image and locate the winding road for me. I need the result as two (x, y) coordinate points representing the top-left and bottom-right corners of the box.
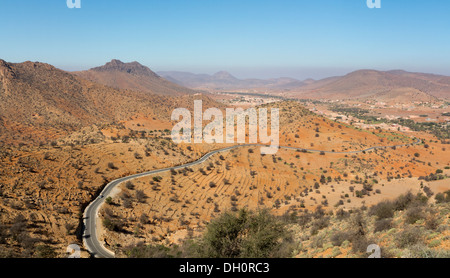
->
(82, 139), (421, 258)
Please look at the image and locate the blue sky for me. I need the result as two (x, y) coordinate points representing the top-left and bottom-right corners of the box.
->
(1, 0), (449, 79)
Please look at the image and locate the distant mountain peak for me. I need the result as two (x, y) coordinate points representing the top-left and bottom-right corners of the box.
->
(74, 60), (197, 96)
(213, 71), (237, 80)
(387, 69), (409, 75)
(90, 59), (160, 78)
(347, 69), (382, 75)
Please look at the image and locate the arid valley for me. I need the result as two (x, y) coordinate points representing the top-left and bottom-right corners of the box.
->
(0, 59), (449, 258)
(1, 1), (450, 264)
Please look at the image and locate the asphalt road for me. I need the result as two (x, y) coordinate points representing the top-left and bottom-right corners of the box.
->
(82, 139), (421, 258)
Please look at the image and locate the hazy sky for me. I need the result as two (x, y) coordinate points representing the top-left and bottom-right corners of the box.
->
(1, 0), (449, 80)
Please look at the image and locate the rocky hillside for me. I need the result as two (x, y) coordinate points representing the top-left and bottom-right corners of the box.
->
(75, 60), (198, 96)
(0, 59), (218, 145)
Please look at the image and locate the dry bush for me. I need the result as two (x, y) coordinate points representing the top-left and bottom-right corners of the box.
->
(331, 231), (353, 247)
(396, 227), (423, 248)
(425, 214), (440, 231)
(405, 206), (426, 224)
(369, 201), (395, 220)
(374, 218), (393, 233)
(310, 217), (329, 235)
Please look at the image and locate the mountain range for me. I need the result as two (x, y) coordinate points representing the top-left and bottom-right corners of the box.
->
(160, 69), (450, 101)
(2, 58), (449, 144)
(158, 70), (306, 91)
(290, 69), (450, 101)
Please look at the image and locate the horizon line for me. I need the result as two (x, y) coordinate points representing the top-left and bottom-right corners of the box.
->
(2, 57), (450, 81)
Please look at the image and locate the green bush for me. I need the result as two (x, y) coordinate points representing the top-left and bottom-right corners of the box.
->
(102, 217), (123, 232)
(105, 196), (113, 204)
(200, 209), (295, 258)
(428, 239), (441, 248)
(403, 244), (450, 258)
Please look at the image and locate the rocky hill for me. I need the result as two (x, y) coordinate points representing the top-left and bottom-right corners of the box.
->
(75, 60), (198, 96)
(0, 59), (216, 145)
(289, 70), (450, 101)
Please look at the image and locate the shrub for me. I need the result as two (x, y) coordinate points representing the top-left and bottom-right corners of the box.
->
(107, 162), (118, 170)
(136, 190), (147, 203)
(335, 208), (349, 220)
(310, 217), (329, 235)
(125, 181), (135, 190)
(369, 201), (395, 220)
(425, 214), (440, 230)
(363, 183), (373, 192)
(349, 212), (366, 237)
(428, 239), (441, 248)
(102, 217), (115, 231)
(331, 231), (353, 246)
(104, 208), (114, 218)
(374, 219), (393, 233)
(351, 235), (370, 254)
(435, 190), (450, 203)
(435, 193), (445, 203)
(396, 227), (423, 248)
(412, 193), (428, 206)
(313, 206), (325, 219)
(393, 192), (414, 211)
(123, 198), (132, 208)
(405, 206), (426, 224)
(102, 217), (123, 232)
(403, 244), (450, 258)
(200, 209), (295, 258)
(35, 245), (57, 258)
(298, 212), (312, 227)
(152, 176), (162, 182)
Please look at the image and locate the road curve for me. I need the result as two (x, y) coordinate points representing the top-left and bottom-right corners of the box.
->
(82, 139), (421, 258)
